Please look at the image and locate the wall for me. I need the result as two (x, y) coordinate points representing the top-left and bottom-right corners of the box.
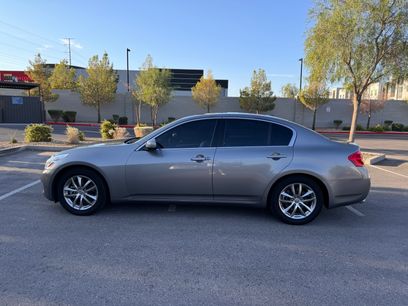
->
(44, 90), (408, 128)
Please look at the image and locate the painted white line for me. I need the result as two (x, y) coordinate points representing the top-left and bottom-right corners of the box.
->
(0, 180), (41, 201)
(369, 165), (408, 179)
(168, 204), (176, 212)
(346, 205), (365, 217)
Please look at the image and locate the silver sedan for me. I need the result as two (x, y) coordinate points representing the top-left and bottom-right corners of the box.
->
(41, 113), (370, 224)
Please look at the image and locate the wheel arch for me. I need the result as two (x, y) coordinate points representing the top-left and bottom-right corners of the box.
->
(51, 164), (111, 203)
(265, 172), (331, 209)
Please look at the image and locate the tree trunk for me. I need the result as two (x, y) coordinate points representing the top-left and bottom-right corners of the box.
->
(366, 112), (371, 130)
(97, 102), (101, 123)
(348, 94), (360, 143)
(135, 100), (142, 126)
(207, 103), (210, 113)
(312, 109), (317, 130)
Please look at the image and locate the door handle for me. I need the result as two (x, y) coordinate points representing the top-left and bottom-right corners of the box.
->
(191, 154), (210, 162)
(267, 153), (287, 160)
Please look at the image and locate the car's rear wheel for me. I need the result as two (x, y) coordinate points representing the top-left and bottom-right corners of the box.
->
(57, 168), (107, 215)
(270, 176), (323, 225)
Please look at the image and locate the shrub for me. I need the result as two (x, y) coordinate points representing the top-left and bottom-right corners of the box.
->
(112, 127), (129, 139)
(342, 126), (351, 131)
(100, 120), (117, 140)
(62, 111), (77, 122)
(24, 124), (53, 142)
(78, 130), (85, 141)
(112, 114), (120, 123)
(118, 116), (128, 125)
(369, 124), (384, 132)
(391, 123), (404, 131)
(404, 126), (408, 132)
(333, 120), (343, 129)
(48, 109), (63, 122)
(65, 126), (81, 144)
(356, 124), (364, 131)
(384, 120), (393, 127)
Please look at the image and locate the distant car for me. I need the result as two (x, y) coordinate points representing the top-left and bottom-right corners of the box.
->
(41, 113), (370, 224)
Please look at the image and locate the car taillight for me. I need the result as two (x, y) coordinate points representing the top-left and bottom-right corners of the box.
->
(348, 151), (364, 167)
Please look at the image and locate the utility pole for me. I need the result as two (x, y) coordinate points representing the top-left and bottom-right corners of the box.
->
(64, 38), (73, 66)
(126, 48), (131, 92)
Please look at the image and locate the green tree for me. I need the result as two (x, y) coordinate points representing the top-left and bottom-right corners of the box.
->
(305, 0), (408, 142)
(49, 59), (77, 90)
(299, 81), (330, 130)
(133, 55), (172, 126)
(281, 83), (299, 98)
(360, 98), (386, 129)
(26, 53), (58, 102)
(77, 53), (118, 122)
(239, 69), (276, 114)
(192, 70), (221, 112)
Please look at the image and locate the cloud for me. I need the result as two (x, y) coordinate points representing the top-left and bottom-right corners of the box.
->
(267, 73), (295, 78)
(36, 44), (53, 52)
(60, 38), (83, 49)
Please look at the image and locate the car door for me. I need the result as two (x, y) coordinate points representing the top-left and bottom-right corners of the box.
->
(212, 118), (294, 204)
(125, 119), (218, 201)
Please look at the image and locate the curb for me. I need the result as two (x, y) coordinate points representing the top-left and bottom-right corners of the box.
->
(0, 146), (27, 156)
(362, 152), (386, 165)
(46, 122), (135, 129)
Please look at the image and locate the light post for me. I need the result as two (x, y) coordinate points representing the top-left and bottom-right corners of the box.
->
(125, 48), (131, 117)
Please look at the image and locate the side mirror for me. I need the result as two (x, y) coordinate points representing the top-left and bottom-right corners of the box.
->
(145, 139), (157, 150)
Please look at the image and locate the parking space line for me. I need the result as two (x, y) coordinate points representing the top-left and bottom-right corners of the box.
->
(168, 204), (177, 212)
(369, 165), (408, 179)
(346, 205), (365, 217)
(0, 180), (41, 201)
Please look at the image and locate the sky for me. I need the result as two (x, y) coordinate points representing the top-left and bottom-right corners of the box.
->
(0, 0), (313, 96)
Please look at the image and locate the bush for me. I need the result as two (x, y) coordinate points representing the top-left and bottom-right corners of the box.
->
(369, 124), (384, 132)
(112, 127), (129, 139)
(24, 124), (53, 142)
(48, 109), (63, 122)
(342, 126), (351, 131)
(78, 130), (85, 141)
(391, 123), (404, 131)
(112, 114), (120, 123)
(65, 126), (81, 144)
(356, 124), (364, 131)
(333, 120), (343, 129)
(384, 120), (393, 127)
(100, 120), (117, 140)
(404, 126), (408, 132)
(118, 116), (128, 125)
(62, 111), (77, 122)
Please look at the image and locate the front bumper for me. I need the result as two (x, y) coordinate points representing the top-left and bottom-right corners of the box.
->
(41, 169), (55, 201)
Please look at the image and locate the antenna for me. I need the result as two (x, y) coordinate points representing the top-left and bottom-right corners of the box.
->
(64, 37), (73, 66)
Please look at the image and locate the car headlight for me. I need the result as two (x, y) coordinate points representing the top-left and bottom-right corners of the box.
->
(45, 153), (69, 170)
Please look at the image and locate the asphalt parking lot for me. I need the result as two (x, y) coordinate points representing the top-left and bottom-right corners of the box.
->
(0, 139), (407, 305)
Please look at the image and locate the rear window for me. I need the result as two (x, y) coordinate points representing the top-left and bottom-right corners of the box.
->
(222, 119), (293, 147)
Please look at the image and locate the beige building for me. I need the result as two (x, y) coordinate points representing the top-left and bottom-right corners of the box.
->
(330, 79), (408, 101)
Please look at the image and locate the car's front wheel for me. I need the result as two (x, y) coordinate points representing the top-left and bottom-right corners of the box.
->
(57, 168), (107, 215)
(270, 176), (323, 225)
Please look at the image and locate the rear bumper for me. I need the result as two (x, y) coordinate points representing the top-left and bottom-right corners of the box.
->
(329, 168), (371, 209)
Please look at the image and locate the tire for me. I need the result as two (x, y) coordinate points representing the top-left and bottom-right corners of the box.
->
(269, 176), (323, 225)
(57, 168), (107, 215)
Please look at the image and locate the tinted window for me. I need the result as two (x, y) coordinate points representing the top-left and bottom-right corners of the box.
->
(156, 120), (217, 148)
(222, 119), (292, 147)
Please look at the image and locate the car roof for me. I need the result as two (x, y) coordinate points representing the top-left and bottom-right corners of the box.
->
(178, 112), (297, 127)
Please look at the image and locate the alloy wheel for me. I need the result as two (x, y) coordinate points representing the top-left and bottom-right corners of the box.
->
(278, 183), (316, 220)
(63, 175), (98, 211)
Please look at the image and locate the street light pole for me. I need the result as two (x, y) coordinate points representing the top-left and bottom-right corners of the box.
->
(126, 48), (131, 92)
(125, 48), (131, 117)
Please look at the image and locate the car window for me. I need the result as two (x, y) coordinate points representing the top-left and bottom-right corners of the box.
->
(222, 119), (292, 147)
(155, 119), (217, 148)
